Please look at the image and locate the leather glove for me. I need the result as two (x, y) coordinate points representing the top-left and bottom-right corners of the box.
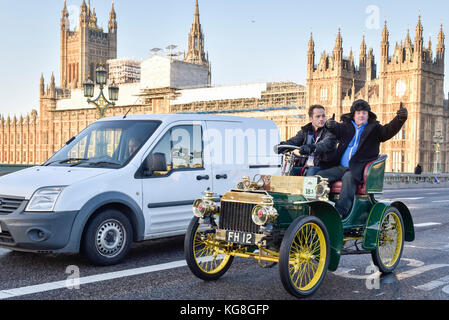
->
(273, 144), (287, 154)
(324, 113), (337, 130)
(299, 144), (316, 155)
(397, 102), (408, 120)
(325, 119), (337, 131)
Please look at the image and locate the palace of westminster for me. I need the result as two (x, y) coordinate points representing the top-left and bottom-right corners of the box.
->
(0, 0), (448, 173)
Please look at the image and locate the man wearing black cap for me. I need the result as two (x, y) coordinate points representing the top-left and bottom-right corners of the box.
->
(317, 99), (408, 218)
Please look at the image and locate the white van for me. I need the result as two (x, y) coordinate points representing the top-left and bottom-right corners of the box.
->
(0, 114), (280, 265)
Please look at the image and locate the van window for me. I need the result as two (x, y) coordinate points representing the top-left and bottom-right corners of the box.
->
(44, 120), (161, 168)
(145, 124), (203, 176)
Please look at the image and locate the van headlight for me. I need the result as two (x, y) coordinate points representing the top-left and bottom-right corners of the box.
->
(25, 187), (65, 212)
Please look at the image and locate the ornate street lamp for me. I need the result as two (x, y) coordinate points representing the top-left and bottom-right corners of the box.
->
(108, 82), (119, 101)
(83, 78), (94, 98)
(433, 129), (444, 173)
(83, 64), (119, 118)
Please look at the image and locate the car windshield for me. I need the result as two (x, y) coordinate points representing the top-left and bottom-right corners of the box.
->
(44, 120), (161, 168)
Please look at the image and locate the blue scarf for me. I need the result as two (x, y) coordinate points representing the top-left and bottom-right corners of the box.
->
(340, 121), (367, 167)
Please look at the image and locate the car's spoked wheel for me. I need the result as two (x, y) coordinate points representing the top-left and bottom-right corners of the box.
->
(184, 217), (234, 281)
(279, 216), (330, 298)
(371, 207), (404, 273)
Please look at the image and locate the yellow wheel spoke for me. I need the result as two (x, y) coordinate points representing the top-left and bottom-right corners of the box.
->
(286, 221), (327, 292)
(377, 211), (403, 268)
(192, 227), (231, 274)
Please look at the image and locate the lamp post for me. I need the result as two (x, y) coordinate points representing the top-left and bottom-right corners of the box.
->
(433, 129), (444, 173)
(83, 64), (119, 118)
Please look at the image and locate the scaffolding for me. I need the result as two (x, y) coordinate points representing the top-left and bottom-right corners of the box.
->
(170, 81), (306, 113)
(107, 58), (142, 84)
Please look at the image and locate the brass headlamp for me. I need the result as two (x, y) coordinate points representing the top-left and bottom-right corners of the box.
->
(251, 195), (278, 226)
(192, 191), (219, 218)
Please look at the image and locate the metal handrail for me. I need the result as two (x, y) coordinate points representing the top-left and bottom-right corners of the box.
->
(384, 172), (449, 184)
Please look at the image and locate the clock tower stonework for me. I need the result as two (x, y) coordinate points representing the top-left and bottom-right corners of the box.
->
(306, 18), (448, 173)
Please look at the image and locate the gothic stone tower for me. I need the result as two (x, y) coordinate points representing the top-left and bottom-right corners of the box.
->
(306, 18), (448, 173)
(184, 0), (211, 85)
(60, 0), (117, 89)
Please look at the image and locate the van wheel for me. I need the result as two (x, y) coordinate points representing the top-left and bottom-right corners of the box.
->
(81, 209), (133, 266)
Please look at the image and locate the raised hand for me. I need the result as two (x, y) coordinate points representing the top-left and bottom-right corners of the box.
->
(396, 102), (408, 119)
(325, 113), (337, 130)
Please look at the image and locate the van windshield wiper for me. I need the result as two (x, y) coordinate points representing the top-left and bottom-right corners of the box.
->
(44, 158), (89, 166)
(87, 161), (121, 167)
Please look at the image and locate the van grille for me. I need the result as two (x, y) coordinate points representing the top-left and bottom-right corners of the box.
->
(0, 230), (14, 244)
(0, 196), (25, 215)
(219, 201), (260, 233)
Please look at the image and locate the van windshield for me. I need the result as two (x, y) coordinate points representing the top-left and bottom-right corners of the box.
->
(44, 120), (161, 168)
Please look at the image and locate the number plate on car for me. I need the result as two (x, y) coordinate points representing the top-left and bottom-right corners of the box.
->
(226, 230), (255, 245)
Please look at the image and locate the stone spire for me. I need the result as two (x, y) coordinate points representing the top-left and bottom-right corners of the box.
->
(184, 0), (208, 66)
(334, 27), (342, 49)
(61, 0), (69, 30)
(333, 27), (343, 62)
(109, 0), (117, 32)
(307, 32), (315, 72)
(348, 47), (354, 70)
(80, 0), (89, 26)
(405, 29), (412, 48)
(381, 20), (389, 65)
(40, 73), (45, 96)
(359, 35), (367, 67)
(437, 24), (445, 60)
(415, 16), (424, 56)
(193, 0), (200, 25)
(89, 6), (98, 28)
(308, 32), (315, 52)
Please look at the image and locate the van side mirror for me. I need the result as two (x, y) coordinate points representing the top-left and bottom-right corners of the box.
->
(142, 161), (152, 177)
(143, 152), (168, 176)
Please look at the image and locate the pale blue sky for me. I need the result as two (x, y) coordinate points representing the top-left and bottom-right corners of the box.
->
(1, 0), (449, 116)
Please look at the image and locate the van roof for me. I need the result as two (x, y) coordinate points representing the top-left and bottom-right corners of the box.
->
(97, 113), (272, 123)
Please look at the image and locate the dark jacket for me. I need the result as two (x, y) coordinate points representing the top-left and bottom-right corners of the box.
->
(281, 123), (337, 169)
(414, 165), (422, 175)
(328, 112), (406, 183)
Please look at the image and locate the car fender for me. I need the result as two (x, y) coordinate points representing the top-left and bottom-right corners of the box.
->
(391, 201), (415, 241)
(61, 191), (145, 253)
(305, 200), (343, 272)
(362, 201), (414, 251)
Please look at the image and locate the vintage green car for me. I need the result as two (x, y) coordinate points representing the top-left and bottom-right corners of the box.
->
(184, 145), (415, 298)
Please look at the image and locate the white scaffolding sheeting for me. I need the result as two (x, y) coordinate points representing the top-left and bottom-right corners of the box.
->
(171, 83), (268, 105)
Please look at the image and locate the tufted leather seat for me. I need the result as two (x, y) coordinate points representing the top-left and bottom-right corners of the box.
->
(329, 154), (387, 195)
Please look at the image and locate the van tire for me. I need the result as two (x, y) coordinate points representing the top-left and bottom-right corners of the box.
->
(81, 209), (133, 266)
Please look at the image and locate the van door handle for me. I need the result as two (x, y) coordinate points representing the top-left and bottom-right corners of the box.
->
(196, 175), (210, 181)
(215, 174), (228, 180)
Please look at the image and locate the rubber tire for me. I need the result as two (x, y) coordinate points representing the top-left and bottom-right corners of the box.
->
(184, 217), (234, 281)
(371, 207), (405, 274)
(279, 215), (330, 298)
(81, 209), (133, 266)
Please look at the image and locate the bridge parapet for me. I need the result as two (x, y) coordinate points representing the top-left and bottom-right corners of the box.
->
(384, 172), (449, 188)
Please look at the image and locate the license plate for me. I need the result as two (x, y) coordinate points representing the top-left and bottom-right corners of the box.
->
(226, 230), (255, 245)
